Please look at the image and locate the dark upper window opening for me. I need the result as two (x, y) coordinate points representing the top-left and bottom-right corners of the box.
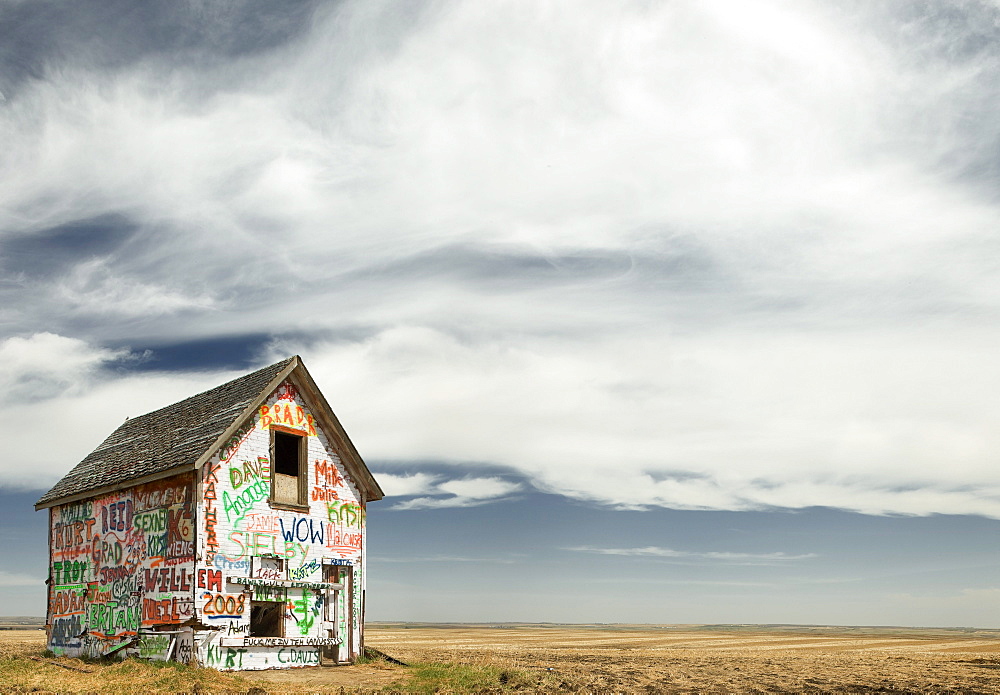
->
(273, 431), (301, 477)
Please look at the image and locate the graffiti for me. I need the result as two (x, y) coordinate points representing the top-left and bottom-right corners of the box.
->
(133, 509), (167, 533)
(44, 376), (371, 668)
(259, 403), (317, 436)
(146, 533), (167, 558)
(176, 638), (193, 664)
(46, 476), (195, 658)
(52, 518), (97, 555)
(204, 508), (219, 561)
(135, 509), (166, 562)
(101, 500), (134, 533)
(229, 457), (270, 490)
(224, 647), (247, 669)
(278, 646), (320, 664)
(132, 482), (190, 512)
(288, 559), (321, 581)
(51, 585), (87, 617)
(231, 576), (335, 590)
(167, 540), (194, 559)
(203, 462), (221, 562)
(245, 514), (279, 532)
(50, 615), (83, 648)
(315, 460), (344, 488)
(228, 530), (307, 563)
(196, 568), (222, 592)
(223, 457), (271, 522)
(52, 560), (88, 584)
(142, 567), (192, 593)
(279, 517), (325, 544)
(88, 600), (140, 638)
(219, 419), (255, 463)
(96, 534), (128, 567)
(213, 555), (249, 572)
(206, 643), (247, 669)
(274, 382), (297, 401)
(311, 487), (339, 502)
(326, 528), (362, 552)
(137, 634), (171, 658)
(254, 566), (283, 581)
(326, 501), (364, 528)
(86, 582), (109, 603)
(142, 596), (193, 624)
(201, 592), (246, 619)
(226, 621), (250, 635)
(222, 478), (269, 523)
(59, 500), (93, 524)
(106, 575), (140, 604)
(252, 584), (286, 602)
(244, 636), (342, 646)
(166, 507), (193, 561)
(288, 591), (320, 635)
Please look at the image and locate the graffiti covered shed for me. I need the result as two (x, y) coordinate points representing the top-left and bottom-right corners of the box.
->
(34, 356), (383, 670)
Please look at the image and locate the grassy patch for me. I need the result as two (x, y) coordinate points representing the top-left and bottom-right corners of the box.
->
(0, 637), (263, 694)
(0, 656), (264, 693)
(396, 661), (558, 694)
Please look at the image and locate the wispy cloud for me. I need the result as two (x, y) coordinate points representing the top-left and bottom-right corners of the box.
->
(56, 259), (216, 318)
(373, 555), (518, 564)
(567, 546), (818, 564)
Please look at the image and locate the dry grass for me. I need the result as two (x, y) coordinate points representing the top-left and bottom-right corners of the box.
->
(3, 625), (1000, 693)
(0, 630), (263, 694)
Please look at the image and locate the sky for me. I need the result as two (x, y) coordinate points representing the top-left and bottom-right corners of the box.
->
(1, 0), (998, 627)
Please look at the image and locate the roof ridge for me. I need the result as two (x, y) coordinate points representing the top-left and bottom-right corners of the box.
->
(123, 356), (297, 423)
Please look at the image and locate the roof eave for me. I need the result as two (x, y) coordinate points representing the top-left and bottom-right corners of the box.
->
(34, 464), (195, 511)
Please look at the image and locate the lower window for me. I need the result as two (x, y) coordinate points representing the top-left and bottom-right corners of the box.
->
(249, 600), (283, 637)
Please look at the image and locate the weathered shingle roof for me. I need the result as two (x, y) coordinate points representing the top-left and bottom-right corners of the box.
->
(36, 357), (295, 508)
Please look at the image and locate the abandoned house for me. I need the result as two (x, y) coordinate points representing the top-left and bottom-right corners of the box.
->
(34, 356), (383, 670)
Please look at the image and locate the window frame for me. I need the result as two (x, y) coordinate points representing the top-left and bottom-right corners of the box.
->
(269, 425), (308, 510)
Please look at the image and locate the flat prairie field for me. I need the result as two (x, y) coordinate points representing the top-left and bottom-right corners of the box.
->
(4, 624), (1000, 693)
(272, 623), (1000, 693)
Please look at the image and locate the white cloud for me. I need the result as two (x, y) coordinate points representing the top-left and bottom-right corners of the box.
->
(377, 472), (438, 497)
(292, 325), (1000, 517)
(0, 333), (132, 399)
(391, 476), (521, 510)
(3, 1), (1000, 519)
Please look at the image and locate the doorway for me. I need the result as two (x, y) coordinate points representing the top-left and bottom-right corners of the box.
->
(321, 564), (352, 664)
